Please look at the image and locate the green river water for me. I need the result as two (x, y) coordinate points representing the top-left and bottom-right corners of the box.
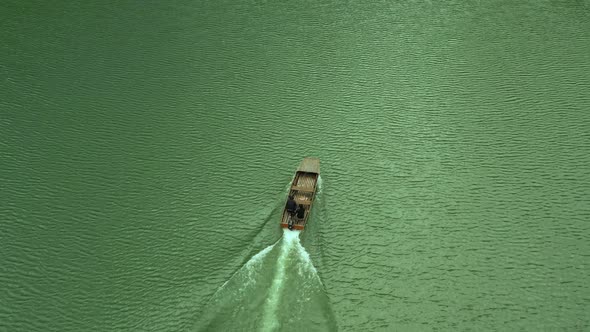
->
(1, 0), (589, 331)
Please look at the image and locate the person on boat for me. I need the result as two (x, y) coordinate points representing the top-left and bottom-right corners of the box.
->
(286, 195), (297, 227)
(286, 195), (297, 215)
(296, 204), (305, 220)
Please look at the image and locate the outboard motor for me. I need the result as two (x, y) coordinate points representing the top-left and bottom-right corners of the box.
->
(288, 224), (294, 230)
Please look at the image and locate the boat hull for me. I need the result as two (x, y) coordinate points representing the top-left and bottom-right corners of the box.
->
(280, 158), (320, 231)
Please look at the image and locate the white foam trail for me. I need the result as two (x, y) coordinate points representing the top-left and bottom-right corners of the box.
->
(212, 239), (280, 298)
(295, 242), (323, 285)
(261, 229), (325, 331)
(261, 230), (300, 331)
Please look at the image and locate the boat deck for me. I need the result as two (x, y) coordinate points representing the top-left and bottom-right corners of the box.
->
(280, 172), (318, 230)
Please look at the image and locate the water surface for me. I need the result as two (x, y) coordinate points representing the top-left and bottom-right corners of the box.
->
(1, 0), (589, 330)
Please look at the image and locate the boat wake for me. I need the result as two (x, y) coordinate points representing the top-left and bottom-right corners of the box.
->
(196, 229), (336, 332)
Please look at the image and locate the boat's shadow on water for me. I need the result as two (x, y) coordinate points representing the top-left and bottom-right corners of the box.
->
(195, 179), (337, 332)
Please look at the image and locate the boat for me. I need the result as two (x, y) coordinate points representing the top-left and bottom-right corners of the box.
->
(280, 157), (320, 231)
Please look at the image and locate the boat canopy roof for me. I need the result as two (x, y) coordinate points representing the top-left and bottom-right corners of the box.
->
(297, 157), (320, 174)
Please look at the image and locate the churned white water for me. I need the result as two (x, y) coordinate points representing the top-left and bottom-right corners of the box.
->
(261, 230), (300, 331)
(198, 227), (331, 332)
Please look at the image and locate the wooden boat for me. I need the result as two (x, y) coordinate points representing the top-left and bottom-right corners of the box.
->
(280, 157), (320, 231)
